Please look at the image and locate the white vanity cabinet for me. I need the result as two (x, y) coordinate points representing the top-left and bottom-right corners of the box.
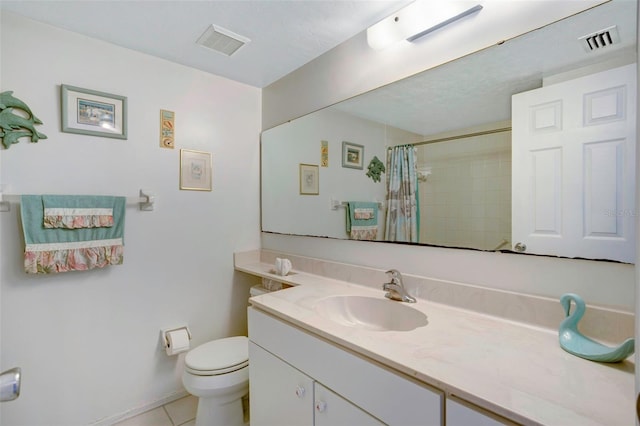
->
(248, 307), (443, 425)
(446, 397), (519, 426)
(250, 342), (383, 426)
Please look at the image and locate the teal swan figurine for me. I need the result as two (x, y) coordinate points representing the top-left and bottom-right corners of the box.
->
(559, 293), (634, 363)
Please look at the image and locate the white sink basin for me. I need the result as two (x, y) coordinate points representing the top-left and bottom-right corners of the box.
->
(313, 295), (428, 331)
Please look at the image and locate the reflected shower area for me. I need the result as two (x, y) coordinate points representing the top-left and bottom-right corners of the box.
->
(415, 124), (512, 250)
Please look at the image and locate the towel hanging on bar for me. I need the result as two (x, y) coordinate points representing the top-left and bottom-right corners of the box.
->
(20, 195), (126, 274)
(346, 201), (379, 241)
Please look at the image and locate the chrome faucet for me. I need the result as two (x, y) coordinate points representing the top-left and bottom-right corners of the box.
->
(382, 269), (416, 303)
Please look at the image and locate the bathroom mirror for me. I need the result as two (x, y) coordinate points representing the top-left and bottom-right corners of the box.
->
(261, 0), (637, 263)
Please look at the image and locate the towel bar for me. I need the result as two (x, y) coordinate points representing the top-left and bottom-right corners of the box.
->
(0, 188), (155, 212)
(330, 198), (384, 210)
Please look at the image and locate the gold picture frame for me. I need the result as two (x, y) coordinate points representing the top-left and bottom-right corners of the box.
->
(180, 149), (212, 191)
(299, 163), (319, 195)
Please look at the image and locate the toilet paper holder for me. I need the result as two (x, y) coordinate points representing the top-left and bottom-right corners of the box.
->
(161, 326), (192, 352)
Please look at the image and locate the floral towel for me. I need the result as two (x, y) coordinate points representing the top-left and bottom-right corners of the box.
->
(20, 195), (126, 274)
(354, 208), (374, 220)
(42, 195), (116, 229)
(346, 201), (378, 241)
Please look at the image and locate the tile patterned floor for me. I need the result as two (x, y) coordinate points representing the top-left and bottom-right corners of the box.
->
(114, 395), (197, 426)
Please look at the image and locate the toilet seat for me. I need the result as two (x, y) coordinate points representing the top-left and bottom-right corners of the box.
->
(185, 336), (249, 376)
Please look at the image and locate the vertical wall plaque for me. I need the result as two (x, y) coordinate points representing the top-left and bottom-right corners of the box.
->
(321, 140), (329, 167)
(160, 109), (175, 149)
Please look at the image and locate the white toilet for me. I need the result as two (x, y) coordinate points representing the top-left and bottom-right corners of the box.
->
(182, 336), (249, 426)
(182, 285), (270, 426)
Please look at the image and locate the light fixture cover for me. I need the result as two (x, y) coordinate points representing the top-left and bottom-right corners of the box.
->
(367, 0), (483, 49)
(196, 25), (250, 56)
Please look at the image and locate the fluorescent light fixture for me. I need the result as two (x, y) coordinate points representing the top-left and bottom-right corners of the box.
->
(367, 1), (483, 49)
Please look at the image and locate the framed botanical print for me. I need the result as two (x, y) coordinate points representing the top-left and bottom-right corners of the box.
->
(180, 149), (212, 191)
(299, 163), (319, 195)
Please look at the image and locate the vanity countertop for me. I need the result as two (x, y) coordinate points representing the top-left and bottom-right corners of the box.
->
(236, 260), (635, 426)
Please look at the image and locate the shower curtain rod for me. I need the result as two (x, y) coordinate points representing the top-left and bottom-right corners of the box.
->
(406, 126), (512, 147)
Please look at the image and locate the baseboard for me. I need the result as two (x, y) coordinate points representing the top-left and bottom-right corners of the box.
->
(89, 390), (189, 426)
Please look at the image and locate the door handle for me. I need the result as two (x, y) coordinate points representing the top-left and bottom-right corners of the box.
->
(315, 400), (327, 413)
(514, 242), (527, 252)
(0, 367), (21, 402)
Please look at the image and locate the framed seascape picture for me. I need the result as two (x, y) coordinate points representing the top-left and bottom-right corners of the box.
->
(61, 84), (127, 139)
(180, 149), (212, 191)
(342, 141), (364, 169)
(299, 163), (319, 195)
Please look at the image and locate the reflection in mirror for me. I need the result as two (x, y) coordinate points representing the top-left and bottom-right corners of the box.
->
(261, 0), (637, 263)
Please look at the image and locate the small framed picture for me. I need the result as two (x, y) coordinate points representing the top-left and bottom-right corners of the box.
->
(342, 141), (364, 169)
(299, 163), (319, 195)
(61, 84), (127, 139)
(180, 149), (212, 191)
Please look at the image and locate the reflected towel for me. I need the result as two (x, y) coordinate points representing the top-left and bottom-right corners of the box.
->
(21, 195), (126, 274)
(346, 201), (378, 241)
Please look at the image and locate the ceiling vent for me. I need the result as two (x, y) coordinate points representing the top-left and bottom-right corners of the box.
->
(196, 25), (250, 56)
(578, 25), (620, 52)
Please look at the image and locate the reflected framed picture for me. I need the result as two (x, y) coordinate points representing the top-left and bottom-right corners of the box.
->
(61, 84), (127, 139)
(299, 163), (319, 195)
(180, 149), (212, 191)
(342, 141), (364, 169)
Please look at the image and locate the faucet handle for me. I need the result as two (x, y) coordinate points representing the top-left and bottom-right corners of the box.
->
(385, 269), (402, 282)
(383, 269), (416, 303)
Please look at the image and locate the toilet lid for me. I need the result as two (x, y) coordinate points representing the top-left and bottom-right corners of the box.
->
(185, 336), (248, 375)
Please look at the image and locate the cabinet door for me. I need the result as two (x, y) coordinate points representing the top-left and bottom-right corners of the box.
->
(314, 383), (384, 426)
(447, 397), (518, 426)
(249, 342), (314, 426)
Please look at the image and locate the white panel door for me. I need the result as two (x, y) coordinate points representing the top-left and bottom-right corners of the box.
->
(512, 63), (636, 262)
(314, 383), (384, 426)
(249, 342), (314, 426)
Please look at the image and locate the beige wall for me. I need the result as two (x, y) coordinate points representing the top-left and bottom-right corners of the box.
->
(0, 12), (261, 425)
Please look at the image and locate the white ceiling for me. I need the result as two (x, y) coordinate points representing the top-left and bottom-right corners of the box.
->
(0, 0), (411, 88)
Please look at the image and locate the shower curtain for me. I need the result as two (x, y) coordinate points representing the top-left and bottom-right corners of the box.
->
(384, 145), (419, 242)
